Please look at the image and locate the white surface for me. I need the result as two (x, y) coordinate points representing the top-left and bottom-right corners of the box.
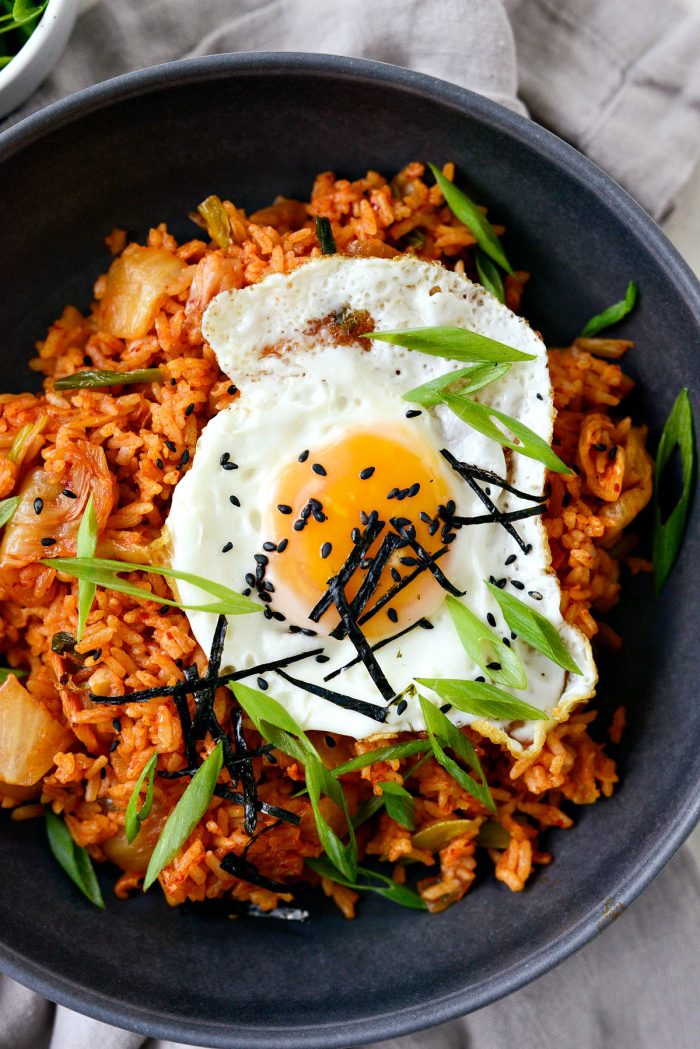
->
(0, 0), (77, 120)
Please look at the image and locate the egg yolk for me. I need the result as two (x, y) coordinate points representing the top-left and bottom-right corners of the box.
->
(264, 425), (457, 639)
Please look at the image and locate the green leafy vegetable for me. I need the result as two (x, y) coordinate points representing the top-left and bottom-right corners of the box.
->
(306, 856), (426, 910)
(477, 819), (510, 849)
(418, 695), (495, 811)
(43, 556), (261, 616)
(54, 369), (163, 391)
(0, 666), (27, 682)
(45, 809), (105, 908)
(653, 388), (696, 593)
(402, 362), (510, 407)
(416, 678), (549, 722)
(445, 593), (527, 689)
(443, 392), (573, 474)
(331, 738), (429, 777)
(0, 496), (19, 529)
(378, 781), (415, 830)
(475, 247), (506, 303)
(485, 581), (582, 674)
(125, 753), (157, 844)
(367, 326), (533, 364)
(314, 216), (336, 255)
(76, 495), (98, 640)
(197, 195), (231, 249)
(429, 162), (513, 274)
(144, 741), (223, 890)
(580, 281), (638, 338)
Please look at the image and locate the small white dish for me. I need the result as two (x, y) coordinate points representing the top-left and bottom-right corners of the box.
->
(0, 0), (77, 120)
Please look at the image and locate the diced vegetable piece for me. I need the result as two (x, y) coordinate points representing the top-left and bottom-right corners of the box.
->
(101, 246), (184, 339)
(0, 675), (72, 786)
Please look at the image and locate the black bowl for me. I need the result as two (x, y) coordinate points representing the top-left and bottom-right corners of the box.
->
(0, 53), (698, 1049)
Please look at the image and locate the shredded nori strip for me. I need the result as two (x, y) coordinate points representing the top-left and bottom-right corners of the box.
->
(220, 851), (290, 892)
(326, 577), (395, 703)
(172, 681), (196, 768)
(445, 462), (547, 503)
(214, 787), (300, 826)
(190, 614), (228, 740)
(308, 515), (384, 623)
(232, 707), (259, 835)
(357, 547), (449, 627)
(441, 449), (533, 554)
(389, 519), (464, 597)
(336, 529), (405, 634)
(219, 647), (324, 684)
(449, 504), (546, 526)
(274, 668), (387, 723)
(323, 618), (433, 682)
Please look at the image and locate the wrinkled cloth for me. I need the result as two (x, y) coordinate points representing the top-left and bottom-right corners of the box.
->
(1, 1), (700, 1047)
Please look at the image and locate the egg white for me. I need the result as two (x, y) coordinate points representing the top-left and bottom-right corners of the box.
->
(167, 256), (596, 757)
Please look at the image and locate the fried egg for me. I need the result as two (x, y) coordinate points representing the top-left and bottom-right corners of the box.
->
(166, 256), (596, 757)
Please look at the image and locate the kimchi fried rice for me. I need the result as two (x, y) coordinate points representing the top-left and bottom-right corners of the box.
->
(0, 162), (653, 916)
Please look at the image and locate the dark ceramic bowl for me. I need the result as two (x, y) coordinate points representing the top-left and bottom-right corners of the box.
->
(0, 53), (698, 1049)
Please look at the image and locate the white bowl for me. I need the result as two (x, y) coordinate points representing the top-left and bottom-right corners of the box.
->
(0, 0), (78, 120)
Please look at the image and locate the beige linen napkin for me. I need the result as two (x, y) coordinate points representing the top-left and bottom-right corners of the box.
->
(1, 2), (700, 1048)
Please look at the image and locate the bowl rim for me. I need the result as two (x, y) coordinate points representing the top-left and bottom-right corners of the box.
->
(0, 49), (699, 1049)
(0, 0), (76, 92)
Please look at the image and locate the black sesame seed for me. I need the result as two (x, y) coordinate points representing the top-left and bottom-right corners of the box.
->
(255, 564), (265, 581)
(359, 467), (375, 480)
(496, 578), (507, 589)
(396, 488), (409, 501)
(242, 588), (251, 597)
(257, 677), (269, 691)
(313, 509), (327, 523)
(272, 611), (286, 622)
(503, 637), (511, 647)
(390, 567), (401, 582)
(446, 500), (456, 516)
(475, 676), (486, 683)
(155, 458), (164, 470)
(222, 461), (238, 471)
(33, 497), (43, 515)
(312, 463), (327, 476)
(83, 355), (91, 365)
(169, 378), (177, 387)
(298, 449), (309, 463)
(399, 556), (419, 566)
(419, 619), (434, 630)
(263, 607), (273, 619)
(316, 655), (331, 664)
(308, 498), (322, 509)
(396, 699), (408, 715)
(444, 532), (457, 544)
(185, 402), (195, 416)
(387, 487), (399, 500)
(220, 452), (230, 465)
(405, 409), (422, 418)
(221, 541), (233, 553)
(609, 445), (618, 460)
(351, 527), (361, 543)
(324, 734), (336, 747)
(254, 554), (269, 566)
(505, 554), (517, 566)
(264, 580), (275, 592)
(112, 718), (121, 733)
(368, 511), (380, 525)
(300, 505), (312, 521)
(277, 504), (292, 515)
(485, 487), (491, 496)
(387, 608), (398, 623)
(227, 385), (238, 396)
(293, 520), (305, 532)
(230, 495), (241, 507)
(175, 658), (184, 668)
(486, 661), (502, 671)
(179, 449), (190, 466)
(258, 592), (272, 603)
(419, 511), (432, 524)
(262, 541), (277, 552)
(536, 393), (543, 401)
(525, 544), (533, 554)
(321, 542), (332, 559)
(277, 538), (289, 553)
(159, 605), (169, 615)
(440, 703), (452, 713)
(511, 631), (517, 640)
(40, 537), (56, 547)
(359, 511), (369, 525)
(428, 520), (439, 536)
(110, 739), (119, 753)
(511, 580), (525, 590)
(62, 489), (77, 499)
(407, 482), (420, 497)
(487, 612), (496, 627)
(165, 440), (177, 453)
(245, 572), (255, 587)
(528, 590), (543, 601)
(594, 442), (607, 452)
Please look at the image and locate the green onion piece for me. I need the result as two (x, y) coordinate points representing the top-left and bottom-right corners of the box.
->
(314, 216), (336, 255)
(443, 392), (573, 474)
(352, 794), (386, 829)
(332, 738), (429, 777)
(125, 753), (157, 844)
(0, 496), (19, 529)
(304, 754), (358, 881)
(43, 556), (261, 616)
(0, 57), (12, 69)
(412, 817), (481, 851)
(475, 247), (506, 303)
(231, 680), (317, 748)
(144, 741), (223, 890)
(54, 369), (163, 391)
(378, 781), (415, 830)
(8, 415), (47, 462)
(416, 678), (549, 722)
(418, 695), (495, 812)
(429, 162), (513, 275)
(653, 388), (696, 593)
(12, 0), (47, 22)
(402, 362), (510, 408)
(45, 809), (105, 909)
(0, 666), (27, 682)
(444, 593), (527, 689)
(580, 281), (637, 338)
(76, 495), (98, 640)
(197, 194), (231, 249)
(367, 326), (534, 364)
(477, 819), (510, 849)
(306, 856), (427, 910)
(484, 580), (582, 674)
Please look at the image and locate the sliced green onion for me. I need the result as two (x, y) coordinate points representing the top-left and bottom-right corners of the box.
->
(76, 495), (98, 640)
(653, 388), (696, 593)
(378, 781), (415, 830)
(306, 856), (426, 910)
(0, 666), (27, 683)
(416, 678), (549, 722)
(54, 369), (164, 391)
(46, 809), (104, 909)
(0, 496), (19, 529)
(331, 738), (429, 777)
(418, 695), (495, 812)
(443, 392), (573, 474)
(445, 593), (527, 689)
(485, 581), (582, 674)
(475, 247), (506, 303)
(314, 216), (336, 255)
(429, 162), (513, 274)
(304, 754), (358, 881)
(8, 415), (47, 462)
(125, 753), (157, 844)
(477, 819), (510, 849)
(197, 194), (231, 249)
(43, 556), (261, 616)
(367, 326), (534, 364)
(580, 281), (637, 338)
(412, 818), (481, 851)
(402, 362), (510, 407)
(144, 741), (223, 890)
